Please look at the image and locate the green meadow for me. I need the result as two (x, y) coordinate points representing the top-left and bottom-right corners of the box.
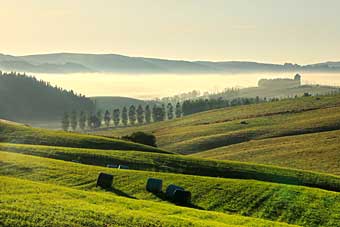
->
(2, 94), (340, 227)
(193, 129), (340, 175)
(94, 94), (340, 154)
(1, 151), (340, 227)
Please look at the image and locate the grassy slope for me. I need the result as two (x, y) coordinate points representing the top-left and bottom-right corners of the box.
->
(2, 143), (340, 192)
(0, 119), (169, 154)
(192, 130), (340, 175)
(1, 151), (339, 227)
(94, 95), (340, 154)
(1, 176), (296, 227)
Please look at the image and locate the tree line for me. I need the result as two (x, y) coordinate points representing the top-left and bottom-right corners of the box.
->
(62, 103), (182, 131)
(182, 96), (266, 115)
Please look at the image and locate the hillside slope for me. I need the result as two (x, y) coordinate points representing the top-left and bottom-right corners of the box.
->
(1, 151), (339, 227)
(0, 119), (168, 154)
(0, 72), (94, 121)
(192, 130), (340, 175)
(95, 94), (340, 154)
(1, 176), (295, 227)
(2, 143), (340, 191)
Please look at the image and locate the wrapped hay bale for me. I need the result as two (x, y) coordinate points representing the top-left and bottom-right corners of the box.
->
(96, 172), (113, 189)
(173, 189), (191, 204)
(166, 184), (184, 198)
(118, 165), (129, 169)
(146, 178), (163, 193)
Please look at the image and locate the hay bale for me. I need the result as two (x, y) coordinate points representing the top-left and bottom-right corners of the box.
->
(118, 165), (129, 169)
(166, 184), (184, 198)
(173, 189), (191, 204)
(146, 178), (163, 193)
(106, 164), (118, 168)
(96, 172), (113, 189)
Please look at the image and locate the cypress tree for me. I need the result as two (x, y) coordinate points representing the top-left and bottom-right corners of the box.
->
(145, 105), (151, 123)
(122, 107), (128, 126)
(61, 112), (70, 131)
(70, 110), (77, 131)
(167, 103), (174, 120)
(175, 102), (182, 118)
(96, 110), (102, 128)
(113, 108), (120, 127)
(136, 105), (145, 124)
(104, 110), (111, 127)
(79, 111), (86, 130)
(128, 105), (137, 125)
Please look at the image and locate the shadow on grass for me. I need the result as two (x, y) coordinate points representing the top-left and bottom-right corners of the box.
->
(105, 187), (137, 199)
(152, 191), (203, 210)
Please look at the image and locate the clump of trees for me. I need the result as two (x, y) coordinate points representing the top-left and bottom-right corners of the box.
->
(122, 131), (157, 147)
(61, 102), (182, 131)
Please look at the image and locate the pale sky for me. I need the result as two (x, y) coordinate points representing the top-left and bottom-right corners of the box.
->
(1, 0), (340, 64)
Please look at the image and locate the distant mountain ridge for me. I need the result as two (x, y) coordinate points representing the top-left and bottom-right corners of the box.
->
(0, 53), (340, 74)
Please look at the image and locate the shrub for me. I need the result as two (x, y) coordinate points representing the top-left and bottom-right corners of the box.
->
(122, 131), (157, 147)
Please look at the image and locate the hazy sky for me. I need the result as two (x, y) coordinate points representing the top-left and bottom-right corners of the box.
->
(1, 0), (339, 64)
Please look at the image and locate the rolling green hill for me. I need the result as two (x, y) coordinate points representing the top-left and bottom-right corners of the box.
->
(192, 130), (340, 175)
(1, 151), (339, 227)
(0, 119), (169, 154)
(94, 94), (340, 154)
(1, 176), (296, 227)
(1, 143), (340, 192)
(2, 94), (340, 227)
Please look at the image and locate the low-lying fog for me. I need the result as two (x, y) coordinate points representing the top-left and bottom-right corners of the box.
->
(34, 73), (340, 99)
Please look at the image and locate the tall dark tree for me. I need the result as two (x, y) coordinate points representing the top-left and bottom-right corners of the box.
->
(70, 110), (78, 131)
(86, 112), (92, 128)
(61, 112), (70, 131)
(90, 115), (101, 128)
(104, 110), (111, 127)
(152, 105), (166, 122)
(167, 103), (174, 120)
(145, 105), (151, 124)
(113, 108), (120, 127)
(79, 111), (86, 131)
(136, 105), (145, 124)
(175, 102), (182, 118)
(128, 105), (137, 125)
(152, 105), (157, 122)
(161, 104), (166, 121)
(122, 107), (128, 126)
(96, 110), (102, 128)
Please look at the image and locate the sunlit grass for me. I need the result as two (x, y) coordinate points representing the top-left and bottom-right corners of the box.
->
(1, 151), (340, 227)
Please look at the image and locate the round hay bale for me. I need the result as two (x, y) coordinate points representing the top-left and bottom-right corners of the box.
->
(96, 172), (113, 189)
(146, 178), (163, 193)
(173, 189), (191, 204)
(166, 184), (184, 198)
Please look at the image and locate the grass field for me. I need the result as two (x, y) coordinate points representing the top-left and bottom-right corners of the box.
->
(192, 130), (340, 175)
(0, 119), (169, 154)
(2, 143), (340, 192)
(1, 151), (340, 227)
(2, 94), (340, 227)
(1, 176), (298, 227)
(94, 95), (340, 154)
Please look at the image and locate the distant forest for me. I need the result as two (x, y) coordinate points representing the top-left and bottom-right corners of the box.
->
(0, 72), (94, 121)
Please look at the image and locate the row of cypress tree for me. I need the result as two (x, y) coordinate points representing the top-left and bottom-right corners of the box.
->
(62, 103), (182, 131)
